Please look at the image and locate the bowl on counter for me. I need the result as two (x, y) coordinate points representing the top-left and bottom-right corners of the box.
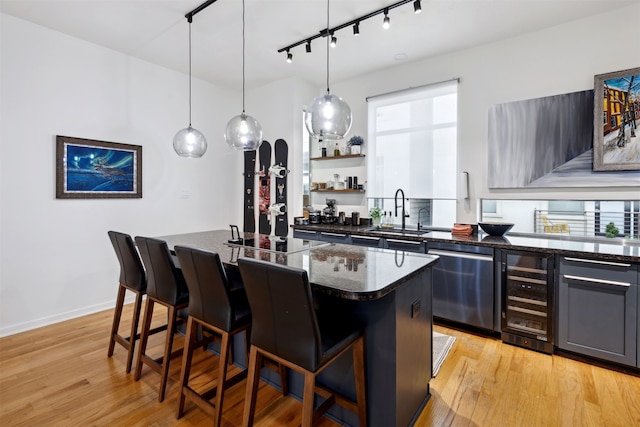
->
(478, 222), (514, 236)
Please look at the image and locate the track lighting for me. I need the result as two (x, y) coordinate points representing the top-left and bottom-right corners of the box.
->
(383, 9), (390, 29)
(278, 0), (423, 58)
(286, 50), (293, 63)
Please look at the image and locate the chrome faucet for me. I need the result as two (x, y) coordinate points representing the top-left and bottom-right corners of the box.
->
(417, 208), (428, 230)
(394, 188), (409, 230)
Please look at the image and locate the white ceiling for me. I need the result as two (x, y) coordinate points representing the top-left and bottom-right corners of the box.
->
(1, 0), (636, 90)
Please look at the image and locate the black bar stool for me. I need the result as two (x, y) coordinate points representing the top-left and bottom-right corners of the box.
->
(134, 236), (189, 402)
(174, 246), (253, 425)
(238, 258), (367, 427)
(107, 231), (148, 373)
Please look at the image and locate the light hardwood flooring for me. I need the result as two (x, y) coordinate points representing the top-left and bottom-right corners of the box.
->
(1, 302), (639, 426)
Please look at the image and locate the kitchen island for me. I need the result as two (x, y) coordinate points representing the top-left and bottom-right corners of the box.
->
(158, 230), (440, 427)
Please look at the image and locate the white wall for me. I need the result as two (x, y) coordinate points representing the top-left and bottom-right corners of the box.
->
(328, 4), (640, 224)
(0, 14), (242, 336)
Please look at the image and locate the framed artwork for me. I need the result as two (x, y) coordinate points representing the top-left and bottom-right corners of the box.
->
(56, 135), (142, 199)
(593, 67), (640, 171)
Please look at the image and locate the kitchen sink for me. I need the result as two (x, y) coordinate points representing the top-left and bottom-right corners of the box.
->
(363, 226), (430, 237)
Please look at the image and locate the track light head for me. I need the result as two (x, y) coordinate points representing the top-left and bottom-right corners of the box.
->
(353, 22), (360, 36)
(330, 34), (337, 48)
(383, 9), (390, 29)
(286, 50), (292, 63)
(414, 0), (422, 14)
(306, 40), (312, 52)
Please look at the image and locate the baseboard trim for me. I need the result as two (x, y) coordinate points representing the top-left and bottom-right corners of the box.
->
(0, 295), (136, 338)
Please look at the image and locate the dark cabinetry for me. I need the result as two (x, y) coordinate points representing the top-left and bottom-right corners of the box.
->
(428, 242), (495, 330)
(293, 229), (427, 253)
(557, 256), (638, 367)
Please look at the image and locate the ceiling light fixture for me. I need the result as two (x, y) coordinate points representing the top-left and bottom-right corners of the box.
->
(330, 33), (337, 48)
(286, 50), (293, 62)
(304, 0), (352, 141)
(224, 0), (263, 151)
(277, 0), (419, 59)
(173, 14), (208, 157)
(383, 9), (390, 29)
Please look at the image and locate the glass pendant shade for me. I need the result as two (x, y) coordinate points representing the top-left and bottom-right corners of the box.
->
(304, 93), (352, 140)
(173, 126), (207, 158)
(224, 113), (263, 151)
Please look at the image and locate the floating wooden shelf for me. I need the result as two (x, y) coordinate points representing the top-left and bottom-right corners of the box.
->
(310, 154), (365, 161)
(310, 189), (365, 193)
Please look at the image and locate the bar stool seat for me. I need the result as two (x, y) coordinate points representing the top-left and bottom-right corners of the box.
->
(238, 257), (367, 427)
(134, 236), (190, 402)
(174, 246), (254, 426)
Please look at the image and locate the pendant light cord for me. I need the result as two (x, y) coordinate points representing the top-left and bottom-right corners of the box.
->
(325, 0), (330, 94)
(242, 0), (246, 113)
(188, 20), (193, 127)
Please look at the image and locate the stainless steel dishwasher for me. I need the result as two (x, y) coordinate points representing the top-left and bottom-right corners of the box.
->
(427, 242), (495, 330)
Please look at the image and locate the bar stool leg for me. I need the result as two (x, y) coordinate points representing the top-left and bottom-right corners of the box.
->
(177, 316), (197, 419)
(107, 285), (127, 358)
(134, 298), (155, 381)
(301, 371), (316, 427)
(126, 290), (144, 373)
(353, 337), (367, 427)
(213, 331), (231, 427)
(241, 346), (261, 427)
(158, 305), (178, 402)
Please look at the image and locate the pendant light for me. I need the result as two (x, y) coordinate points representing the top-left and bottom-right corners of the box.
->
(304, 0), (352, 140)
(173, 16), (207, 158)
(224, 0), (263, 151)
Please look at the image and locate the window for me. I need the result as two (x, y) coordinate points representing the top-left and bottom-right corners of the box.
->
(367, 80), (458, 228)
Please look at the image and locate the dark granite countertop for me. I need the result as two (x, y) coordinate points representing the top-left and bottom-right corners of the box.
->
(292, 224), (640, 263)
(156, 230), (439, 301)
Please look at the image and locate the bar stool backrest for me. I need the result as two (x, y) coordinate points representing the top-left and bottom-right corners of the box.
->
(175, 246), (236, 331)
(238, 257), (322, 372)
(135, 236), (187, 305)
(108, 231), (146, 292)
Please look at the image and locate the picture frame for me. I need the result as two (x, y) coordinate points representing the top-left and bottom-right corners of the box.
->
(56, 135), (142, 199)
(593, 67), (640, 171)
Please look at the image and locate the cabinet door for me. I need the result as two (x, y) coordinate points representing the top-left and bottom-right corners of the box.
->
(558, 257), (637, 366)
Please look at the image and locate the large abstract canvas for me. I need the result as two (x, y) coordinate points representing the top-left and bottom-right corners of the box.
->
(488, 90), (640, 188)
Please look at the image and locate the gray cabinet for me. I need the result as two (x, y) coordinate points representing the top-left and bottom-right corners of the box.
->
(293, 228), (426, 253)
(427, 242), (495, 330)
(557, 256), (638, 367)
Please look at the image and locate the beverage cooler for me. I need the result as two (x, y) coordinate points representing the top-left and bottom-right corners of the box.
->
(501, 250), (554, 354)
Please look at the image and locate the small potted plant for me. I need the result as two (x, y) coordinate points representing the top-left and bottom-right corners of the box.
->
(605, 222), (619, 238)
(369, 207), (382, 227)
(348, 135), (363, 155)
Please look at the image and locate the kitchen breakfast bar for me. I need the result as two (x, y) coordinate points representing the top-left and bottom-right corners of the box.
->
(158, 230), (440, 427)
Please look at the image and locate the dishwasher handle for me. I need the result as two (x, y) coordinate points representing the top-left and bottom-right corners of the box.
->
(428, 249), (494, 262)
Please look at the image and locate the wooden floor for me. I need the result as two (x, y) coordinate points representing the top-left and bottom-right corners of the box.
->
(1, 303), (639, 427)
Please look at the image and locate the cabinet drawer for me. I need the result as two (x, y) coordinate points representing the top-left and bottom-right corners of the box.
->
(559, 256), (637, 284)
(350, 235), (383, 248)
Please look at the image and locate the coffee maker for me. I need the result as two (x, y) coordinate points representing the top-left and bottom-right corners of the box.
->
(322, 199), (337, 223)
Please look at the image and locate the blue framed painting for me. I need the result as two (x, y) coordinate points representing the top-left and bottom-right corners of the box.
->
(56, 136), (142, 199)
